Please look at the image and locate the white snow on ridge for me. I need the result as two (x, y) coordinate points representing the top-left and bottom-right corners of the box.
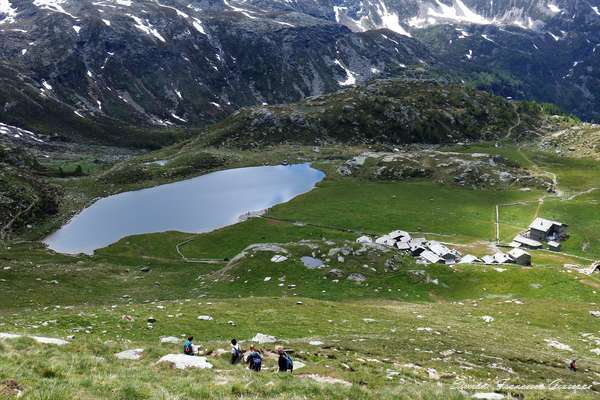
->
(128, 14), (166, 42)
(42, 80), (53, 90)
(547, 31), (560, 41)
(481, 34), (496, 44)
(155, 1), (207, 35)
(407, 0), (541, 30)
(0, 0), (17, 24)
(33, 0), (77, 18)
(427, 0), (490, 25)
(547, 3), (561, 13)
(0, 123), (45, 143)
(171, 113), (187, 123)
(375, 0), (411, 36)
(73, 25), (81, 33)
(192, 17), (206, 34)
(334, 2), (410, 37)
(456, 28), (470, 38)
(223, 0), (257, 20)
(592, 6), (600, 16)
(334, 59), (357, 86)
(93, 0), (132, 7)
(156, 1), (189, 18)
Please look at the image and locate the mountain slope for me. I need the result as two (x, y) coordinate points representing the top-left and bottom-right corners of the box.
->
(0, 141), (59, 239)
(194, 79), (544, 148)
(0, 0), (599, 147)
(0, 0), (439, 145)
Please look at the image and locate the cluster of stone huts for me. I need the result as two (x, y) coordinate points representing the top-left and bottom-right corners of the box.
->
(357, 217), (567, 267)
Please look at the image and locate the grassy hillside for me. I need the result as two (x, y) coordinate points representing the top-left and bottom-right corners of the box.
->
(193, 79), (546, 148)
(0, 145), (60, 239)
(2, 142), (600, 398)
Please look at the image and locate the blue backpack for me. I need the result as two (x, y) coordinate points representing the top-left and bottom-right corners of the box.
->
(284, 354), (293, 370)
(250, 352), (262, 370)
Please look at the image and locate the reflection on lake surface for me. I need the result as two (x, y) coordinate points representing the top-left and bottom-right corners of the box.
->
(44, 164), (325, 255)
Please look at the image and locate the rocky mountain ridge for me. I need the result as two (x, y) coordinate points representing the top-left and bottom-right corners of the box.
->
(0, 0), (599, 145)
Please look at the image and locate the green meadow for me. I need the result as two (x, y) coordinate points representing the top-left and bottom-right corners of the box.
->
(1, 145), (600, 399)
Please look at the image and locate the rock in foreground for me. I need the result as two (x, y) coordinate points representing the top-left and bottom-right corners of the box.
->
(158, 354), (213, 370)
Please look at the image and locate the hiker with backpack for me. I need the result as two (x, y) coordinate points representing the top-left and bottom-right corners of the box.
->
(276, 346), (293, 373)
(246, 345), (262, 372)
(183, 336), (196, 356)
(230, 338), (242, 365)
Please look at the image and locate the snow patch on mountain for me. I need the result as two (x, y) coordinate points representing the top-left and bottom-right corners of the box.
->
(34, 0), (77, 19)
(0, 0), (17, 24)
(128, 14), (166, 42)
(223, 0), (257, 20)
(547, 3), (561, 13)
(334, 1), (410, 37)
(171, 113), (187, 122)
(407, 0), (542, 31)
(156, 1), (189, 18)
(376, 0), (411, 36)
(0, 122), (45, 143)
(192, 17), (206, 34)
(547, 31), (560, 41)
(426, 0), (491, 25)
(334, 59), (356, 86)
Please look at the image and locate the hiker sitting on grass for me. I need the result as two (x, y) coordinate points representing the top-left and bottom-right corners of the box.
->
(246, 345), (262, 372)
(183, 336), (196, 356)
(569, 359), (577, 372)
(231, 339), (242, 365)
(276, 346), (293, 373)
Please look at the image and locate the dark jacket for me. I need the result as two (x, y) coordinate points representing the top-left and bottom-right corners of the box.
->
(278, 352), (293, 372)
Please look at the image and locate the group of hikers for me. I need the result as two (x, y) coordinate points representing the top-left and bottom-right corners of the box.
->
(183, 336), (293, 372)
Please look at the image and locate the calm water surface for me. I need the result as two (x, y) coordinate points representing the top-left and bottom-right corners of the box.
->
(44, 164), (325, 254)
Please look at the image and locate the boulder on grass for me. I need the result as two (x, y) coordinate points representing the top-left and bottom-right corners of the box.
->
(158, 354), (213, 369)
(251, 333), (277, 343)
(115, 349), (144, 360)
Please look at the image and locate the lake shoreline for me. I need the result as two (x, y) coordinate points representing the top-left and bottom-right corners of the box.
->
(44, 164), (325, 255)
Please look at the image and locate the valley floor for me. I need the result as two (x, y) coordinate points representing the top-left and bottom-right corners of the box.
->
(1, 142), (600, 399)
